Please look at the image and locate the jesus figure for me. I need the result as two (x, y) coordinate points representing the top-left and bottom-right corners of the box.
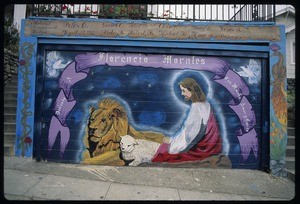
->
(152, 77), (222, 163)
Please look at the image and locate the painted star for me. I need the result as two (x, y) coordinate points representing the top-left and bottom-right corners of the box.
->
(133, 102), (138, 107)
(250, 94), (258, 103)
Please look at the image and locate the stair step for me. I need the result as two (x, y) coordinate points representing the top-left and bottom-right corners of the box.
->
(287, 120), (295, 127)
(4, 137), (15, 144)
(286, 157), (295, 162)
(4, 123), (16, 132)
(288, 112), (295, 121)
(287, 127), (295, 136)
(287, 136), (295, 146)
(4, 140), (15, 146)
(4, 86), (18, 93)
(4, 131), (16, 137)
(4, 98), (17, 104)
(3, 92), (17, 99)
(4, 81), (18, 87)
(286, 145), (295, 149)
(4, 100), (17, 107)
(4, 132), (16, 147)
(4, 128), (16, 137)
(4, 145), (15, 156)
(285, 145), (295, 157)
(3, 106), (17, 115)
(4, 131), (16, 138)
(4, 114), (17, 123)
(284, 159), (295, 171)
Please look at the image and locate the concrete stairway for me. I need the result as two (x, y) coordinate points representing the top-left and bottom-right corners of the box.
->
(4, 76), (18, 156)
(286, 112), (295, 174)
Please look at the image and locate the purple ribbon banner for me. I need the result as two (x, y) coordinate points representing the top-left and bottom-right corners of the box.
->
(48, 52), (258, 162)
(214, 69), (258, 162)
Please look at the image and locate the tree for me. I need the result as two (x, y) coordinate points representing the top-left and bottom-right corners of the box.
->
(4, 16), (20, 52)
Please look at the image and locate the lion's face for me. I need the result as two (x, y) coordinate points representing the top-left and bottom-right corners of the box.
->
(87, 98), (127, 142)
(88, 107), (113, 141)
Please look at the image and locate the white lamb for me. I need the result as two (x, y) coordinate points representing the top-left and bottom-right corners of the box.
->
(119, 135), (161, 166)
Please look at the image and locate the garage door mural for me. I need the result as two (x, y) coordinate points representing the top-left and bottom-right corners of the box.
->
(16, 18), (287, 175)
(38, 50), (263, 169)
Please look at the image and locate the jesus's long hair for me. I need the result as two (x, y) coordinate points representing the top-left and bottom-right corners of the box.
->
(178, 78), (206, 103)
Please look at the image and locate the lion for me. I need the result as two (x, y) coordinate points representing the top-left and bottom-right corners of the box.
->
(82, 98), (166, 166)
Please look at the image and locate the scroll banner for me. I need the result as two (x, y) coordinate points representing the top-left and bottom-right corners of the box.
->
(214, 70), (258, 162)
(48, 52), (258, 162)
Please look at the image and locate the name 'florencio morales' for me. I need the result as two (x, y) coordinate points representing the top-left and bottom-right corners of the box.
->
(98, 52), (206, 65)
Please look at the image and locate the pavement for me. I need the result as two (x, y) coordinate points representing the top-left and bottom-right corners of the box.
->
(3, 156), (296, 201)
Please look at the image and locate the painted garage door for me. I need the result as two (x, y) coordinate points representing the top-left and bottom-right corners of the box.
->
(34, 44), (268, 169)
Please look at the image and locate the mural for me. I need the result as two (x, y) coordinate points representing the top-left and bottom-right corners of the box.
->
(269, 44), (288, 176)
(40, 50), (263, 168)
(15, 42), (35, 157)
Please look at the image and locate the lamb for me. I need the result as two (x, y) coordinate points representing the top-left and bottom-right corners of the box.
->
(119, 135), (161, 166)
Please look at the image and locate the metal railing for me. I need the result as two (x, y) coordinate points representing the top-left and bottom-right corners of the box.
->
(33, 4), (147, 19)
(230, 4), (276, 21)
(32, 4), (276, 22)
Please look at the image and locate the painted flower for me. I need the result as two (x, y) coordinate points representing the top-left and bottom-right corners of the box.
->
(62, 4), (68, 10)
(24, 136), (32, 144)
(163, 10), (170, 16)
(269, 44), (281, 52)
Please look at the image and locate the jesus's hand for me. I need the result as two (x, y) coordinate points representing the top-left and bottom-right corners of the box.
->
(163, 137), (170, 144)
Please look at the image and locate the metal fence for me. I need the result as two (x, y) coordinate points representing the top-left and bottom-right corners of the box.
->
(33, 4), (147, 19)
(230, 5), (276, 21)
(32, 4), (276, 22)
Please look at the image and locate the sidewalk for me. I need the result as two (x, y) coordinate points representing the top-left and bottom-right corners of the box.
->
(3, 156), (295, 201)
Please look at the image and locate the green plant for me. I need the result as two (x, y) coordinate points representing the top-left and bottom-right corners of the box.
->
(4, 16), (19, 51)
(128, 5), (146, 19)
(34, 4), (62, 15)
(101, 4), (146, 19)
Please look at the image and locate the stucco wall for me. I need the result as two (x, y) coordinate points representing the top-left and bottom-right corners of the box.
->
(276, 14), (295, 79)
(286, 30), (295, 79)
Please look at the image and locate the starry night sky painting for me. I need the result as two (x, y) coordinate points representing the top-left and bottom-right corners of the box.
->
(40, 50), (263, 168)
